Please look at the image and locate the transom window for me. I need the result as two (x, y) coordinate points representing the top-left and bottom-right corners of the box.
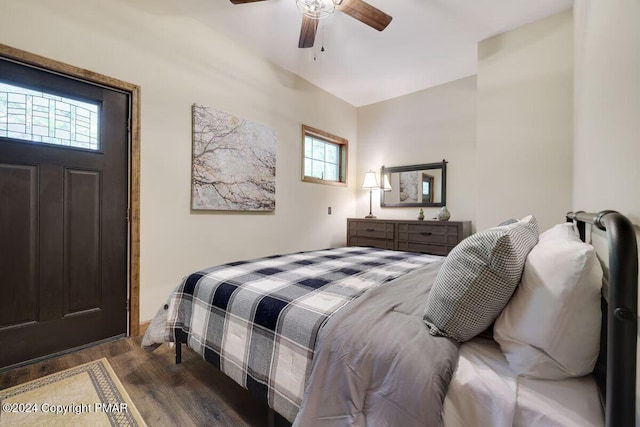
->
(302, 125), (348, 186)
(0, 81), (100, 150)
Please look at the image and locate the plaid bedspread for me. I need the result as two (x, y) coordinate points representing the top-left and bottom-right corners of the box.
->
(165, 246), (440, 421)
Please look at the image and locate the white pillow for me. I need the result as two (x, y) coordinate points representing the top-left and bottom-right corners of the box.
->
(494, 223), (603, 379)
(538, 221), (579, 242)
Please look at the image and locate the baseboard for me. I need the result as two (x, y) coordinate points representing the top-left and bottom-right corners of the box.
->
(139, 320), (151, 337)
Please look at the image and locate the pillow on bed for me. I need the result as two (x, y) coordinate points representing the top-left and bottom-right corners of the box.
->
(494, 223), (603, 379)
(537, 221), (580, 242)
(423, 215), (539, 342)
(498, 218), (518, 226)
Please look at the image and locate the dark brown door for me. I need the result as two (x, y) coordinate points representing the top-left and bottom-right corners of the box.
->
(0, 58), (128, 369)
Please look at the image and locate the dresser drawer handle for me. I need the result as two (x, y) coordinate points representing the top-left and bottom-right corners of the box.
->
(420, 232), (433, 236)
(366, 228), (375, 232)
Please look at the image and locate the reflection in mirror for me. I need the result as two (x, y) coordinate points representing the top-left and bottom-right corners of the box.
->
(380, 160), (447, 208)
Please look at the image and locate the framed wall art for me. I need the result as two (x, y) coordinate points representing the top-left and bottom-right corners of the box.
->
(191, 105), (276, 211)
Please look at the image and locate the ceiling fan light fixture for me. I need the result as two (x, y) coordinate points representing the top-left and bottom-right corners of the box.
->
(296, 0), (336, 19)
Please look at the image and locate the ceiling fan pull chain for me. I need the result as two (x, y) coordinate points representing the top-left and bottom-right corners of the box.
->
(314, 23), (318, 61)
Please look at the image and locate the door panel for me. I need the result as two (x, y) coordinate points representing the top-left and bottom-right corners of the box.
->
(0, 58), (129, 368)
(64, 168), (101, 315)
(0, 163), (38, 330)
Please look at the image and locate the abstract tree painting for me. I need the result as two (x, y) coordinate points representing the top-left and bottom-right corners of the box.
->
(191, 105), (276, 211)
(399, 171), (419, 202)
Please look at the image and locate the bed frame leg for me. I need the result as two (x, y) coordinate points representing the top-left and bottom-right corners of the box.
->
(175, 342), (182, 364)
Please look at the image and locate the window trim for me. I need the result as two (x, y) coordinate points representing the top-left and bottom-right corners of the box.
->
(301, 124), (348, 187)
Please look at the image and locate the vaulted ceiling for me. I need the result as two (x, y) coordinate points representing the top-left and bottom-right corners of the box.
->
(179, 0), (573, 106)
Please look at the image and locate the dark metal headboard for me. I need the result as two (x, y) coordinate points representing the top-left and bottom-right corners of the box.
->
(566, 211), (638, 427)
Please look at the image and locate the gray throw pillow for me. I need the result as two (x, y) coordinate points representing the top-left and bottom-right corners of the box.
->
(423, 216), (539, 342)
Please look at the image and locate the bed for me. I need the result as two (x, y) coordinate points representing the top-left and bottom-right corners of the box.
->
(143, 210), (637, 427)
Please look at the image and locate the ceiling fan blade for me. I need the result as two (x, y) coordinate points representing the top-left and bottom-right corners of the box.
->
(229, 0), (268, 4)
(337, 0), (392, 31)
(298, 15), (318, 48)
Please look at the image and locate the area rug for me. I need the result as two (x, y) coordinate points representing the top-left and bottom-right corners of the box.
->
(0, 358), (146, 426)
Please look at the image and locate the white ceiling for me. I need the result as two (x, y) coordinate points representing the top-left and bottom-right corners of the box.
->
(178, 0), (572, 107)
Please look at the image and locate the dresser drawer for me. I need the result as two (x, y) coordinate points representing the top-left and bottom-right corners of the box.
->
(349, 221), (395, 240)
(349, 236), (395, 250)
(397, 241), (451, 256)
(397, 223), (459, 245)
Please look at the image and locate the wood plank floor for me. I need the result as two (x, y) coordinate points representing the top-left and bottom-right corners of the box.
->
(0, 337), (288, 426)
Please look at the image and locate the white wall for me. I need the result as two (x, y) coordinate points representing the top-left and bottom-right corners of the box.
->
(573, 1), (640, 422)
(573, 0), (640, 223)
(0, 0), (358, 321)
(476, 10), (574, 232)
(356, 76), (477, 224)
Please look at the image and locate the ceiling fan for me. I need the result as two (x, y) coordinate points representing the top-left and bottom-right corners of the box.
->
(229, 0), (393, 49)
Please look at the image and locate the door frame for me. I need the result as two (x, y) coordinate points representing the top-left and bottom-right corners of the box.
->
(0, 43), (141, 336)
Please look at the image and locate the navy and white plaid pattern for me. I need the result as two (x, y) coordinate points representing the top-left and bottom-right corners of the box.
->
(166, 246), (440, 421)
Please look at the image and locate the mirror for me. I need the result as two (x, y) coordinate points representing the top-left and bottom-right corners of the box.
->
(380, 160), (447, 208)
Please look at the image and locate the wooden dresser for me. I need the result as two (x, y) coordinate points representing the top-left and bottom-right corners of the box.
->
(347, 218), (472, 256)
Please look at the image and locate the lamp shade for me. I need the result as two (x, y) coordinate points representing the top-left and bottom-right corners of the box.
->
(382, 174), (392, 191)
(362, 171), (379, 189)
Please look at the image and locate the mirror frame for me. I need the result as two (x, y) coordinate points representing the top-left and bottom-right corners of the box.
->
(380, 160), (447, 208)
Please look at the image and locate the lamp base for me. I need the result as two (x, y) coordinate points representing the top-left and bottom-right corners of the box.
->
(364, 214), (377, 219)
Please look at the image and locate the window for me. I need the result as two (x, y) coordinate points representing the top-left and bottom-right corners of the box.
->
(0, 80), (100, 150)
(301, 125), (348, 186)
